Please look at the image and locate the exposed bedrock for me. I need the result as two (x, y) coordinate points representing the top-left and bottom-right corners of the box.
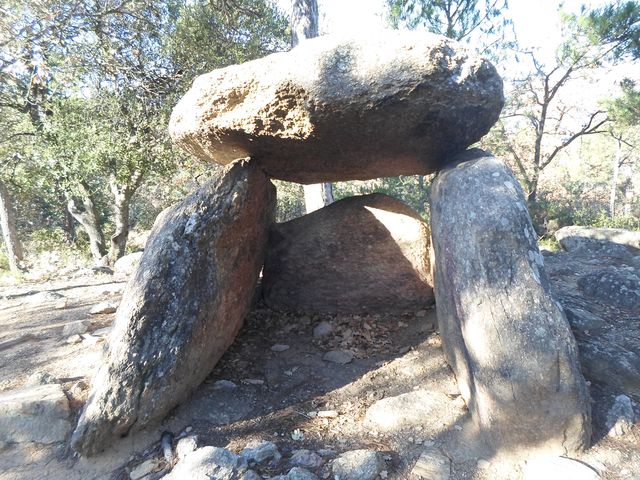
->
(71, 160), (275, 456)
(169, 31), (504, 184)
(429, 150), (592, 454)
(262, 193), (434, 314)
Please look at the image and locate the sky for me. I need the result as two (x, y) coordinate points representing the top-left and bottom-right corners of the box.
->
(277, 0), (614, 53)
(276, 0), (638, 104)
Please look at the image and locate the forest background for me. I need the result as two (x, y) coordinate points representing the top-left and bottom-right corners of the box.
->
(0, 0), (639, 278)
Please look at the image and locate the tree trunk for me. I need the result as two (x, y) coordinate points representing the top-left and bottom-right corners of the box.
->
(0, 179), (24, 272)
(291, 0), (318, 46)
(67, 182), (107, 264)
(57, 188), (76, 243)
(610, 136), (622, 218)
(292, 0), (333, 214)
(108, 185), (133, 264)
(303, 183), (334, 214)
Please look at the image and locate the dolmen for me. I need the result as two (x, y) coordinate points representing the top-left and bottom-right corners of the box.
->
(71, 31), (591, 457)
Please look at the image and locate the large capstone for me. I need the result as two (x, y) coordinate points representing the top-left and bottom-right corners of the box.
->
(169, 31), (503, 184)
(71, 160), (275, 456)
(429, 150), (591, 454)
(262, 193), (434, 313)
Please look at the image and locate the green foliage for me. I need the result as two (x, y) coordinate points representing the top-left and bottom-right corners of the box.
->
(538, 237), (561, 252)
(0, 0), (290, 265)
(166, 0), (289, 83)
(607, 78), (640, 126)
(386, 0), (505, 38)
(28, 227), (87, 255)
(334, 176), (431, 220)
(0, 249), (9, 271)
(274, 180), (305, 222)
(583, 0), (640, 60)
(385, 0), (512, 57)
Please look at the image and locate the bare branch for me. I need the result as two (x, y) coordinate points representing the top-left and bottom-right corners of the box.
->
(542, 111), (609, 169)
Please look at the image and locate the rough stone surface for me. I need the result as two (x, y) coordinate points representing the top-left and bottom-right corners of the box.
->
(241, 440), (282, 465)
(410, 447), (450, 480)
(545, 250), (640, 398)
(113, 251), (144, 276)
(176, 435), (199, 460)
(429, 150), (591, 453)
(169, 31), (503, 184)
(62, 320), (91, 337)
(0, 384), (71, 444)
(71, 161), (275, 456)
(273, 467), (319, 480)
(364, 390), (447, 432)
(313, 321), (334, 337)
(25, 371), (58, 387)
(605, 395), (636, 437)
(290, 450), (324, 470)
(323, 350), (354, 365)
(129, 457), (162, 480)
(555, 225), (640, 257)
(577, 266), (640, 312)
(163, 446), (249, 480)
(89, 301), (118, 315)
(331, 450), (385, 480)
(263, 193), (434, 314)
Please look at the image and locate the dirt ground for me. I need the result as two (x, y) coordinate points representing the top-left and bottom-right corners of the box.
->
(0, 271), (639, 480)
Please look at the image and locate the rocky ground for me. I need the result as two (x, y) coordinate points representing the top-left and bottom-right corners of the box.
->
(0, 262), (638, 480)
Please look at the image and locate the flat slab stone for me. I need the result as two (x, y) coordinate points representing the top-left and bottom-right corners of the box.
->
(429, 150), (591, 454)
(555, 225), (640, 254)
(363, 390), (447, 432)
(410, 448), (450, 480)
(169, 31), (503, 184)
(0, 384), (71, 444)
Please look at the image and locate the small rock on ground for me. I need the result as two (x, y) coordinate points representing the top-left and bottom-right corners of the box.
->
(273, 467), (319, 480)
(65, 334), (83, 344)
(89, 301), (118, 315)
(332, 450), (385, 480)
(129, 457), (162, 480)
(213, 380), (238, 390)
(323, 350), (354, 365)
(54, 298), (69, 310)
(241, 440), (282, 464)
(62, 320), (91, 337)
(290, 449), (324, 469)
(364, 390), (446, 431)
(92, 326), (112, 337)
(313, 321), (334, 337)
(0, 384), (71, 444)
(176, 435), (199, 460)
(163, 446), (249, 480)
(271, 344), (290, 352)
(25, 371), (58, 387)
(410, 447), (450, 480)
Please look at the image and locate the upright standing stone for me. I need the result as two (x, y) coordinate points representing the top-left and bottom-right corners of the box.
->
(429, 150), (591, 453)
(71, 160), (275, 456)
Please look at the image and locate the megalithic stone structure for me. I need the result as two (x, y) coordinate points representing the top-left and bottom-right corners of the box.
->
(429, 150), (591, 454)
(70, 30), (592, 459)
